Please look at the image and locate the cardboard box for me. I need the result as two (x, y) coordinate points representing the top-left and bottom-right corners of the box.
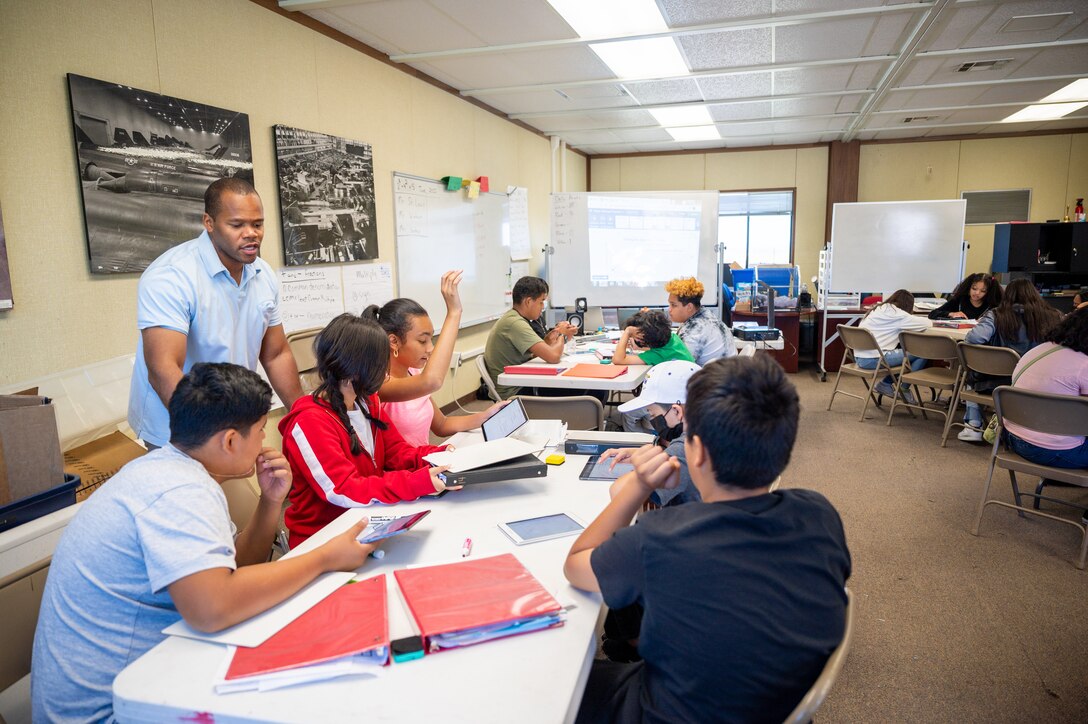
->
(63, 431), (147, 501)
(0, 394), (65, 506)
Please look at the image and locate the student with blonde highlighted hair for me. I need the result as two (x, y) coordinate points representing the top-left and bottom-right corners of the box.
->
(664, 277), (736, 365)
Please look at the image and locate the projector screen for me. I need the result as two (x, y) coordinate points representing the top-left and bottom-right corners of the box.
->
(550, 191), (720, 307)
(828, 200), (967, 294)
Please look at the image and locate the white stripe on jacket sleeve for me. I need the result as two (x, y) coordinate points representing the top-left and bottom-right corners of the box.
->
(291, 424), (385, 508)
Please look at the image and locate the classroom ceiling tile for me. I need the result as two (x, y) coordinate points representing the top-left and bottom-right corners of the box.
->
(480, 91), (583, 115)
(698, 73), (773, 101)
(311, 1), (484, 54)
(918, 4), (992, 52)
(943, 108), (1016, 124)
(725, 135), (776, 147)
(659, 0), (771, 25)
(559, 84), (633, 100)
(957, 0), (1088, 49)
(860, 12), (914, 56)
(587, 109), (659, 127)
(775, 18), (874, 63)
(924, 124), (992, 137)
(973, 80), (1077, 105)
(772, 97), (843, 117)
(427, 0), (577, 45)
(611, 127), (675, 143)
(529, 115), (602, 132)
(709, 102), (774, 121)
(678, 28), (773, 72)
(1011, 45), (1088, 78)
(773, 118), (833, 134)
(623, 79), (704, 105)
(421, 45), (614, 90)
(824, 116), (853, 131)
(835, 94), (869, 113)
(558, 129), (623, 145)
(776, 0), (915, 11)
(773, 66), (852, 94)
(871, 128), (929, 140)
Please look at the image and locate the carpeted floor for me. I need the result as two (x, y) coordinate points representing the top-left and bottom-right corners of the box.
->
(793, 365), (1088, 723)
(453, 366), (1088, 721)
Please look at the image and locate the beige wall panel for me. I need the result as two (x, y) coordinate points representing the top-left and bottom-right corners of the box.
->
(794, 146), (829, 285)
(959, 134), (1073, 274)
(0, 0), (160, 384)
(589, 158), (620, 191)
(564, 150), (587, 192)
(705, 149), (797, 191)
(619, 154), (704, 190)
(517, 133), (551, 277)
(409, 83), (475, 182)
(473, 113), (521, 195)
(1068, 134), (1088, 213)
(858, 141), (961, 202)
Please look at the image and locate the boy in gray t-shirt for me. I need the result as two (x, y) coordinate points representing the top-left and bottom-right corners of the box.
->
(32, 363), (380, 723)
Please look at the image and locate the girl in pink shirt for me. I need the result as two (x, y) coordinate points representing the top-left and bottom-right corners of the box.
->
(377, 271), (505, 446)
(1004, 307), (1088, 469)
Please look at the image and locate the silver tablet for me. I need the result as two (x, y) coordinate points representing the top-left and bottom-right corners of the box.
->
(497, 512), (586, 545)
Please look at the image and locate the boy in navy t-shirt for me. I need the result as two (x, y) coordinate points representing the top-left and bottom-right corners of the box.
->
(564, 355), (851, 723)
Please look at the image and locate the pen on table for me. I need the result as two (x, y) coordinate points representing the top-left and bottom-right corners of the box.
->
(461, 538), (473, 557)
(370, 549), (385, 560)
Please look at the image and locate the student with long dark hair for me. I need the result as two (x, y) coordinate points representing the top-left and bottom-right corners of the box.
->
(280, 312), (450, 547)
(958, 279), (1062, 441)
(856, 289), (929, 401)
(928, 272), (1002, 320)
(1003, 307), (1088, 468)
(377, 272), (507, 446)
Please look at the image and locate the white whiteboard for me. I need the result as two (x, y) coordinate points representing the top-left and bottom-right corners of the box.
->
(549, 191), (720, 307)
(278, 263), (394, 334)
(828, 200), (967, 293)
(393, 173), (515, 328)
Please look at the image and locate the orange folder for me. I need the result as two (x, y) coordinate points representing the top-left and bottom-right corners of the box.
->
(561, 363), (628, 379)
(225, 574), (389, 680)
(394, 553), (563, 654)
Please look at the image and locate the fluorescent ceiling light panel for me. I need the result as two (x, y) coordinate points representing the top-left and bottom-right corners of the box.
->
(590, 37), (689, 80)
(1041, 79), (1088, 103)
(649, 107), (714, 126)
(1001, 102), (1088, 123)
(666, 125), (721, 141)
(545, 0), (666, 37)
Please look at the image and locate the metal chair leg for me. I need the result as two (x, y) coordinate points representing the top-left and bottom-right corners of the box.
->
(972, 457), (1000, 536)
(1009, 470), (1028, 517)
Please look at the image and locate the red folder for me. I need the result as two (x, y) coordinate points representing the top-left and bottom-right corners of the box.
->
(503, 365), (563, 375)
(225, 574), (389, 680)
(394, 553), (563, 653)
(561, 363), (628, 379)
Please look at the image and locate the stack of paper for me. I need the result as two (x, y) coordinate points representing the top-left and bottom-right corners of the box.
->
(214, 575), (390, 694)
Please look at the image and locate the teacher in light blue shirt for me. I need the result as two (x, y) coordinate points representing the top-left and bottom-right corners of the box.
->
(128, 178), (303, 448)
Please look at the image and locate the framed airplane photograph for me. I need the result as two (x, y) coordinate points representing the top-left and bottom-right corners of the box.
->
(65, 74), (254, 274)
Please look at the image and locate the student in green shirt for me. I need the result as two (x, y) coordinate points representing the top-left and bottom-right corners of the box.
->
(612, 310), (695, 366)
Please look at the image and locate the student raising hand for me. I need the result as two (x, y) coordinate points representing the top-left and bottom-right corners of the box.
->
(440, 269), (464, 314)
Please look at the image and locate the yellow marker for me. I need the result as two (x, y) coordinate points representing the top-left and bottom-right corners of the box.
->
(545, 453), (566, 465)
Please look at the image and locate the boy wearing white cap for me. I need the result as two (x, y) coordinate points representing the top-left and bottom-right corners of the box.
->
(605, 359), (702, 507)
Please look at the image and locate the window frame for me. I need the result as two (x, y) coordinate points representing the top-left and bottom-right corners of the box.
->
(717, 187), (797, 268)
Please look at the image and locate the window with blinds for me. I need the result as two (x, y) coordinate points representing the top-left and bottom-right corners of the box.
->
(961, 189), (1031, 225)
(718, 191), (795, 267)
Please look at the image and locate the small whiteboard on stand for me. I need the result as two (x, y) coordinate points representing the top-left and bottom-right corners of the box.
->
(828, 200), (967, 293)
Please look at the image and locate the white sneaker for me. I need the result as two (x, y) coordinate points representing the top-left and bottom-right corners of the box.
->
(958, 425), (984, 442)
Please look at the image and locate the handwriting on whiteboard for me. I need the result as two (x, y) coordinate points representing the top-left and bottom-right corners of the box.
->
(344, 263), (394, 314)
(278, 263), (395, 333)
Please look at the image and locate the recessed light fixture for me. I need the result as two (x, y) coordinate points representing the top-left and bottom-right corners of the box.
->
(1001, 102), (1088, 123)
(1041, 78), (1088, 103)
(545, 0), (665, 38)
(666, 125), (720, 142)
(649, 107), (713, 126)
(590, 37), (688, 80)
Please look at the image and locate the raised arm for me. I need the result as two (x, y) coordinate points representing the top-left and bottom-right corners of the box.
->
(381, 271), (464, 403)
(143, 327), (189, 408)
(259, 324), (303, 411)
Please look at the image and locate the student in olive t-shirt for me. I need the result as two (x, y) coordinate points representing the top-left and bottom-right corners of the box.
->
(483, 276), (575, 398)
(565, 356), (851, 724)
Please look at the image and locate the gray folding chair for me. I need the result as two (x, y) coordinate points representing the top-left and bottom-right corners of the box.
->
(971, 387), (1088, 569)
(475, 354), (502, 402)
(826, 325), (901, 422)
(886, 332), (958, 430)
(941, 343), (1020, 447)
(515, 395), (605, 431)
(782, 588), (855, 724)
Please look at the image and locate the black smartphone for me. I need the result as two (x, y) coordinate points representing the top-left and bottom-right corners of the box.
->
(392, 635), (425, 663)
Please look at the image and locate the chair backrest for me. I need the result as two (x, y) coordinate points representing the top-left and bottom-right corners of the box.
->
(899, 330), (958, 361)
(475, 354), (502, 402)
(286, 327), (322, 394)
(782, 588), (855, 724)
(516, 395), (605, 431)
(957, 342), (1020, 378)
(837, 324), (880, 354)
(222, 476), (261, 532)
(993, 386), (1088, 438)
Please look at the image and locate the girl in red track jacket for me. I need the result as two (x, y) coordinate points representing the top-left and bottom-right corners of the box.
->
(281, 312), (449, 546)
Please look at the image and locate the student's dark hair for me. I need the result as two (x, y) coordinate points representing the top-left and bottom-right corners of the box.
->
(624, 310), (672, 349)
(948, 272), (1002, 310)
(204, 177), (258, 217)
(313, 312), (389, 456)
(684, 355), (799, 489)
(512, 276), (548, 305)
(1047, 306), (1088, 355)
(992, 279), (1060, 344)
(865, 289), (914, 317)
(169, 363), (271, 450)
(373, 297), (428, 340)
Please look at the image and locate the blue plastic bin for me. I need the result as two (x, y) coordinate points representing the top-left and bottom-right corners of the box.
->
(0, 473), (80, 533)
